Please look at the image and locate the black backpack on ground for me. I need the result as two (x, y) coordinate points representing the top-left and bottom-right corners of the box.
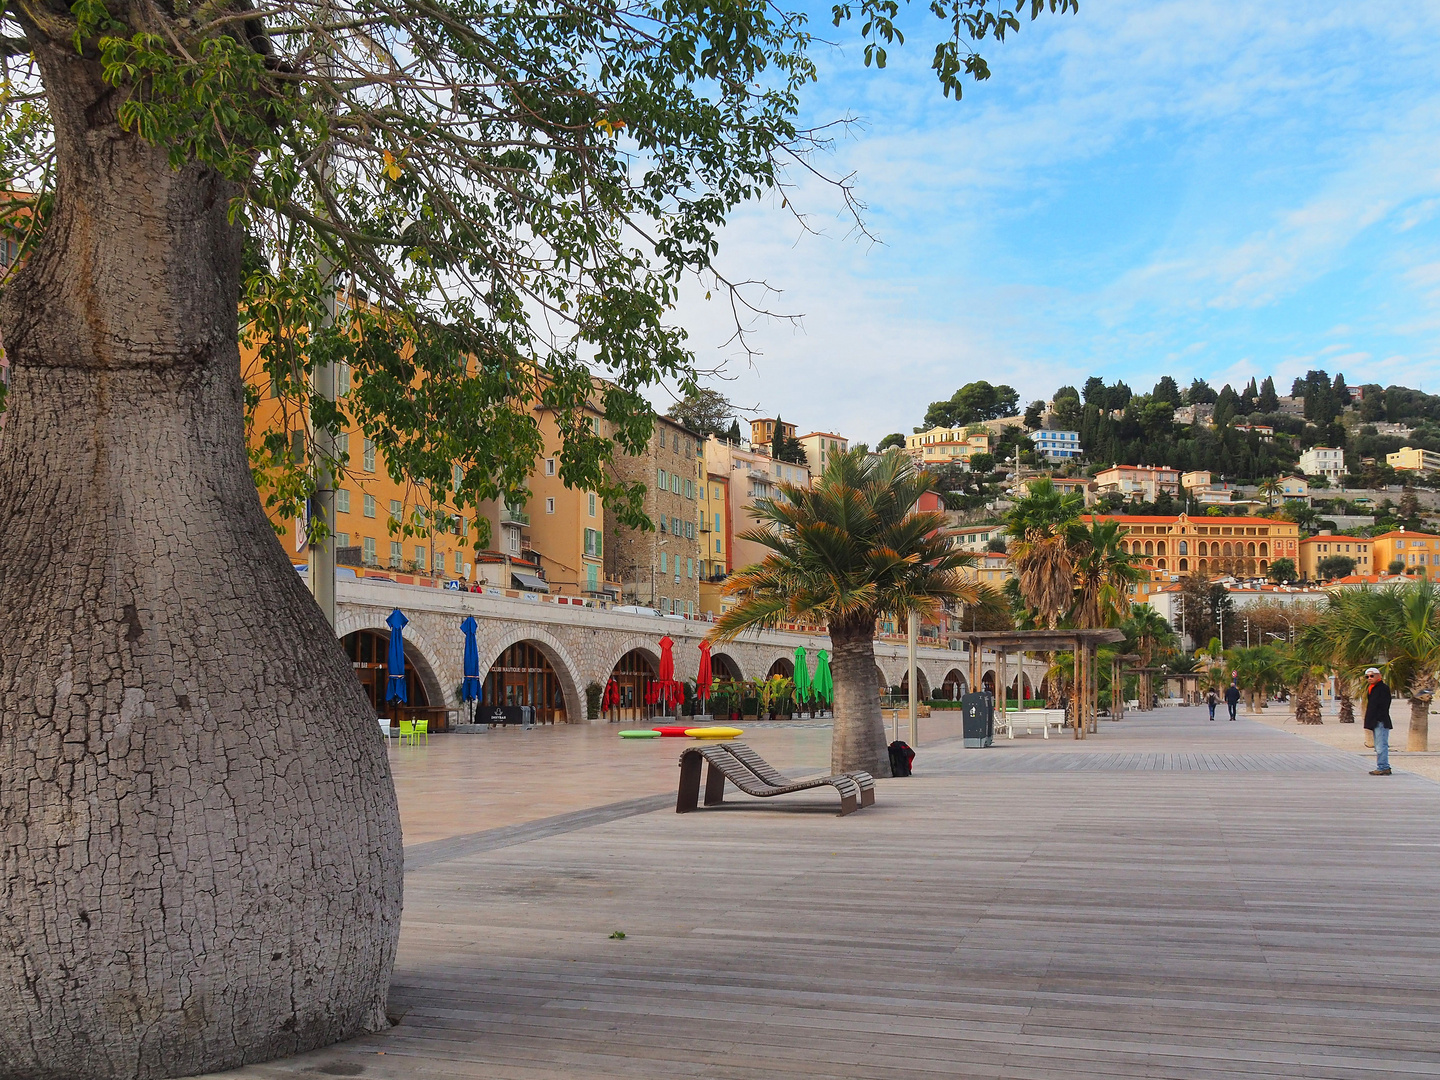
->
(888, 740), (915, 778)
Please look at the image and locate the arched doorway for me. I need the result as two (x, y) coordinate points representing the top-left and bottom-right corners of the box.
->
(607, 649), (657, 723)
(342, 630), (433, 714)
(766, 656), (794, 679)
(982, 670), (995, 694)
(711, 652), (742, 682)
(898, 669), (931, 699)
(941, 668), (967, 699)
(484, 641), (568, 724)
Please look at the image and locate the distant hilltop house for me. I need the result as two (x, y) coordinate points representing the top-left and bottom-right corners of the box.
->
(1233, 423), (1275, 441)
(1172, 403), (1215, 426)
(904, 426), (991, 466)
(1386, 446), (1440, 473)
(1371, 422), (1414, 438)
(1094, 464), (1181, 502)
(1298, 446), (1344, 479)
(1181, 470), (1235, 505)
(1032, 429), (1083, 462)
(1008, 474), (1094, 504)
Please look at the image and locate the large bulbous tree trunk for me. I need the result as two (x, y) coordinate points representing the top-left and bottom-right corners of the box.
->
(0, 26), (402, 1080)
(828, 619), (892, 777)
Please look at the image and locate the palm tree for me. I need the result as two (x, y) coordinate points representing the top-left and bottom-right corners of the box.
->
(1227, 644), (1286, 711)
(1122, 604), (1176, 706)
(711, 448), (979, 776)
(1070, 519), (1145, 629)
(1257, 476), (1283, 508)
(1324, 582), (1440, 751)
(1276, 641), (1325, 724)
(1007, 478), (1085, 629)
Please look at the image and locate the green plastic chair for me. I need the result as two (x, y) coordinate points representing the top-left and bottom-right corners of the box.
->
(414, 717), (429, 744)
(398, 719), (415, 746)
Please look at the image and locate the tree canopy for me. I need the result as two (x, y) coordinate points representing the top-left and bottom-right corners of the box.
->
(0, 0), (1078, 548)
(921, 379), (1018, 430)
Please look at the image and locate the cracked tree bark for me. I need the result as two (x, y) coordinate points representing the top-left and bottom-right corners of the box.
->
(0, 17), (403, 1080)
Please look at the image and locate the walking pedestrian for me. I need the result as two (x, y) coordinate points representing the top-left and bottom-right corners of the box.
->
(1224, 677), (1241, 721)
(1363, 666), (1393, 776)
(1205, 686), (1218, 721)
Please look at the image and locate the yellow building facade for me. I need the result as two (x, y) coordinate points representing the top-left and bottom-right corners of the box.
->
(245, 347), (617, 598)
(1086, 514), (1301, 597)
(1297, 535), (1372, 581)
(1371, 530), (1440, 575)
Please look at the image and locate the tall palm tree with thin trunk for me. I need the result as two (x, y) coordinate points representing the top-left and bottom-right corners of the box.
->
(1323, 582), (1440, 751)
(1007, 478), (1085, 629)
(711, 448), (978, 777)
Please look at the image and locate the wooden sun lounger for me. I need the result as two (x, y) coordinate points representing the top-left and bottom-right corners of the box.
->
(676, 742), (870, 816)
(723, 742), (875, 808)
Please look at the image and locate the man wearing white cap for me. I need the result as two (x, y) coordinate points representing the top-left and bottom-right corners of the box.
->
(1363, 667), (1392, 776)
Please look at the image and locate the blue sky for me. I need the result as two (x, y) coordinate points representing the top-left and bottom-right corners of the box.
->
(659, 0), (1440, 445)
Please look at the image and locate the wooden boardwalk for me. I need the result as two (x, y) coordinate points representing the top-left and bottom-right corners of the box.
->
(217, 710), (1440, 1080)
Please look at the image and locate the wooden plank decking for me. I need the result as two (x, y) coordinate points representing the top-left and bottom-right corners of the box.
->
(214, 710), (1440, 1080)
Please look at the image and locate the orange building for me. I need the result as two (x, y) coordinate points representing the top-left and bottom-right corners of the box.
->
(1371, 529), (1440, 576)
(244, 345), (617, 598)
(1085, 513), (1301, 597)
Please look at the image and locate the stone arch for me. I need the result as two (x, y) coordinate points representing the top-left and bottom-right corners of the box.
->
(482, 627), (587, 723)
(1247, 542), (1256, 557)
(766, 655), (794, 679)
(710, 651), (744, 682)
(981, 669), (995, 694)
(940, 667), (967, 699)
(1014, 671), (1034, 701)
(898, 668), (931, 699)
(335, 607), (451, 708)
(1259, 559), (1269, 573)
(1156, 540), (1166, 556)
(596, 636), (663, 689)
(1179, 558), (1188, 571)
(1259, 542), (1269, 557)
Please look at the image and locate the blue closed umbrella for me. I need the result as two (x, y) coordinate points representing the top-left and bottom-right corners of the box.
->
(461, 616), (482, 703)
(386, 608), (409, 704)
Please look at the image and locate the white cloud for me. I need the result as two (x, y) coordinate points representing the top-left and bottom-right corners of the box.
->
(664, 0), (1440, 438)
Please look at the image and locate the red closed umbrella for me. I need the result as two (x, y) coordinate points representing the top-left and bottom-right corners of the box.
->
(658, 636), (675, 684)
(603, 679), (620, 710)
(696, 641), (713, 700)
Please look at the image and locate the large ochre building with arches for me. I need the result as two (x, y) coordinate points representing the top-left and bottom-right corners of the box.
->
(1085, 514), (1301, 599)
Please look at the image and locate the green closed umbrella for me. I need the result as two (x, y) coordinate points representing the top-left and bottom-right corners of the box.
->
(793, 646), (811, 704)
(813, 649), (833, 708)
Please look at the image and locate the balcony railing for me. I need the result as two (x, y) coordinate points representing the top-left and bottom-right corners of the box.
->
(500, 506), (530, 526)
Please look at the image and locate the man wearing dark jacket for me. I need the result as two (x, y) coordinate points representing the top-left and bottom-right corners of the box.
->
(1363, 666), (1392, 776)
(1224, 678), (1241, 721)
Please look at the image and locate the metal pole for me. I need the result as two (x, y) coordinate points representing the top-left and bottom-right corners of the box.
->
(309, 268), (337, 629)
(308, 26), (338, 629)
(907, 611), (918, 746)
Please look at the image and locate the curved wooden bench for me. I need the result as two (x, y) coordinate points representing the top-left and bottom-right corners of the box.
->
(676, 743), (868, 816)
(723, 742), (875, 808)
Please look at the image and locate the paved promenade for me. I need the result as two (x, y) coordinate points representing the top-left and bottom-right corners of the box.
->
(216, 709), (1440, 1080)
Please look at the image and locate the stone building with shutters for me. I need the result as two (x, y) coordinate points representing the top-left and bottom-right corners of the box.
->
(605, 415), (703, 615)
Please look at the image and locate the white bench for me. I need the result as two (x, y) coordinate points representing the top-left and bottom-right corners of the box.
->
(998, 708), (1066, 739)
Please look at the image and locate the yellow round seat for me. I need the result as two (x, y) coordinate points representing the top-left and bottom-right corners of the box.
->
(684, 726), (743, 739)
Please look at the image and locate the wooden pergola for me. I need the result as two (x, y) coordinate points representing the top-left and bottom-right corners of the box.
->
(1111, 653), (1140, 721)
(953, 629), (1126, 739)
